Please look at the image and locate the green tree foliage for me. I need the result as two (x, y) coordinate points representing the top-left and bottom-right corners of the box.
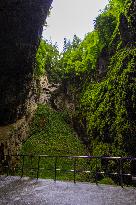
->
(35, 0), (134, 159)
(61, 31), (101, 75)
(35, 40), (47, 76)
(60, 31), (103, 98)
(63, 37), (71, 52)
(20, 0), (135, 184)
(35, 39), (60, 82)
(59, 0), (135, 158)
(94, 12), (116, 46)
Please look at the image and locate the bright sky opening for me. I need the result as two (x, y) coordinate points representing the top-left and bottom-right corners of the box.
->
(42, 0), (109, 51)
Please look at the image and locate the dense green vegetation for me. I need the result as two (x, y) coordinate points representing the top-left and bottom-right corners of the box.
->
(20, 104), (89, 181)
(58, 0), (136, 158)
(21, 0), (136, 184)
(21, 104), (85, 156)
(35, 40), (61, 82)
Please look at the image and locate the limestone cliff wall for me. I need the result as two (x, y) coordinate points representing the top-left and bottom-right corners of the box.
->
(0, 0), (52, 156)
(0, 0), (52, 125)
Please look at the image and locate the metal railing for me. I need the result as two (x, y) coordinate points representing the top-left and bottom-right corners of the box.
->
(0, 155), (136, 187)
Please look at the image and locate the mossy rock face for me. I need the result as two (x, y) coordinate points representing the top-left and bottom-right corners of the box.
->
(0, 0), (52, 125)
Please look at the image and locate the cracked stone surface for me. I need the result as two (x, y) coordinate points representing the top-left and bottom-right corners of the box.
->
(0, 176), (136, 205)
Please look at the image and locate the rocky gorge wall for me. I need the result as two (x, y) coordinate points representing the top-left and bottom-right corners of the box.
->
(0, 0), (52, 156)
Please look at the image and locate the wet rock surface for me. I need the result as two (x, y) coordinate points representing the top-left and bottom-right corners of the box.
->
(0, 176), (136, 205)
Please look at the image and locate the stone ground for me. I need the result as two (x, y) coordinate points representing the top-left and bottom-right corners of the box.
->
(0, 176), (136, 205)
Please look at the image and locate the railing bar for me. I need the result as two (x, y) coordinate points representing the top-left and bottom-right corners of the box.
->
(54, 157), (57, 182)
(2, 154), (136, 188)
(95, 158), (98, 185)
(21, 155), (25, 178)
(97, 172), (132, 176)
(119, 158), (123, 187)
(30, 155), (33, 174)
(3, 154), (136, 161)
(6, 155), (10, 176)
(73, 158), (77, 183)
(37, 156), (41, 180)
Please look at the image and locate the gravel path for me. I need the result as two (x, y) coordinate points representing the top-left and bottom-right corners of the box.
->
(0, 176), (136, 205)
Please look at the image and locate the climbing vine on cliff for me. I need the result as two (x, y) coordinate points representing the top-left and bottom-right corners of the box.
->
(33, 0), (135, 159)
(19, 0), (136, 185)
(59, 0), (135, 157)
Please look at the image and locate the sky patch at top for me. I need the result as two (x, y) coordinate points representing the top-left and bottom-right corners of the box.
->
(42, 0), (109, 51)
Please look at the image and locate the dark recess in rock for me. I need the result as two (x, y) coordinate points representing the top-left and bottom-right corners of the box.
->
(0, 0), (52, 125)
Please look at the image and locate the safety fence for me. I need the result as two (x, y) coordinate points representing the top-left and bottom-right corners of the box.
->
(0, 155), (136, 187)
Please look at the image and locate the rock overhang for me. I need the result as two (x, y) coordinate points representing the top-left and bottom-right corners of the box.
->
(0, 0), (53, 125)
